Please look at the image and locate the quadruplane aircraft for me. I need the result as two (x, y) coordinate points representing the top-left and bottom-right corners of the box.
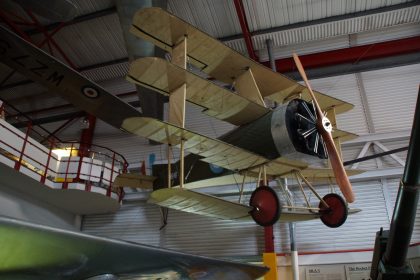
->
(0, 7), (362, 231)
(126, 8), (362, 227)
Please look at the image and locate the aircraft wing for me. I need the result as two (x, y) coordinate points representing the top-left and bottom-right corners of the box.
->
(246, 158), (363, 179)
(149, 189), (362, 222)
(149, 188), (252, 220)
(149, 188), (322, 222)
(127, 57), (271, 126)
(122, 117), (268, 171)
(131, 7), (353, 115)
(113, 173), (156, 189)
(0, 216), (268, 279)
(296, 167), (364, 180)
(0, 26), (141, 130)
(332, 128), (358, 142)
(175, 167), (363, 190)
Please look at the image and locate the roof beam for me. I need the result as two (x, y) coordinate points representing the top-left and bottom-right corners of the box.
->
(285, 52), (420, 80)
(264, 36), (420, 73)
(220, 1), (420, 42)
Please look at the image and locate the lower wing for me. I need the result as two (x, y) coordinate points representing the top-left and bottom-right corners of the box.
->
(148, 188), (360, 222)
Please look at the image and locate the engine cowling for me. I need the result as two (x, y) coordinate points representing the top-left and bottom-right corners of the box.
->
(220, 99), (328, 164)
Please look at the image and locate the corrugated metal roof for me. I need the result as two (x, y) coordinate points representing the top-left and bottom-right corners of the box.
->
(71, 0), (114, 17)
(47, 13), (127, 68)
(355, 21), (420, 44)
(249, 5), (420, 53)
(168, 0), (240, 38)
(241, 0), (413, 31)
(167, 0), (419, 54)
(168, 0), (415, 36)
(82, 61), (130, 82)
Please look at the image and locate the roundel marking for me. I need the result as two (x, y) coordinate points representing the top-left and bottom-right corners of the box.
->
(82, 86), (99, 98)
(209, 163), (224, 174)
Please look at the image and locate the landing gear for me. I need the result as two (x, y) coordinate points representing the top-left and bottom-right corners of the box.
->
(319, 193), (348, 228)
(249, 186), (281, 227)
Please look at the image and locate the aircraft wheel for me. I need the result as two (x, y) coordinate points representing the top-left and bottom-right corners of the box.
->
(319, 193), (348, 228)
(249, 186), (281, 227)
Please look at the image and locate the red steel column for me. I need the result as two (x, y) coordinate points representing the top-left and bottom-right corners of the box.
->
(259, 180), (275, 253)
(233, 0), (258, 61)
(265, 226), (275, 253)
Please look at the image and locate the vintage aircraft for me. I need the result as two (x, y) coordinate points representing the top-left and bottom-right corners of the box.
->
(0, 7), (361, 230)
(0, 216), (268, 279)
(126, 8), (362, 227)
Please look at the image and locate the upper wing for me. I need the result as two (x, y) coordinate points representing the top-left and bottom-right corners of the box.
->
(0, 216), (268, 279)
(131, 7), (354, 115)
(127, 57), (270, 125)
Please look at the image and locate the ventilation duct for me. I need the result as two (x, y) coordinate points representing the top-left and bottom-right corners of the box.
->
(116, 0), (168, 125)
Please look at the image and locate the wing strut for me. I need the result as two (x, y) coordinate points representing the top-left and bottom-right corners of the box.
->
(168, 36), (187, 189)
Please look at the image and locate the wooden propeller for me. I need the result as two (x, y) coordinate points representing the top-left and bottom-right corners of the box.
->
(292, 53), (355, 203)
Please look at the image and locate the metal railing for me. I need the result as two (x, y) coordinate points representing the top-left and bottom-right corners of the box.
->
(0, 108), (128, 202)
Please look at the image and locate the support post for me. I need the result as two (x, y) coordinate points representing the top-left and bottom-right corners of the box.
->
(289, 222), (299, 280)
(14, 122), (32, 171)
(262, 175), (278, 280)
(169, 37), (187, 189)
(383, 87), (420, 266)
(285, 178), (300, 280)
(41, 138), (55, 184)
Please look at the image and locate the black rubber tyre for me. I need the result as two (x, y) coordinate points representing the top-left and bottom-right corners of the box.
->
(249, 186), (281, 227)
(319, 193), (348, 228)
